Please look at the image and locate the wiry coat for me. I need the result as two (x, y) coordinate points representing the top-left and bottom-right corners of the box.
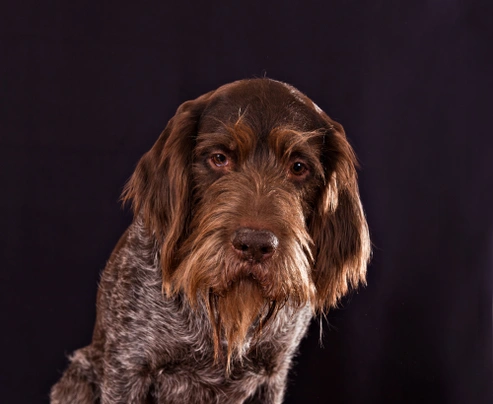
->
(51, 78), (370, 404)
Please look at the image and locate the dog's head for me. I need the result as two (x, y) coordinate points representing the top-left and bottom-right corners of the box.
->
(122, 78), (370, 362)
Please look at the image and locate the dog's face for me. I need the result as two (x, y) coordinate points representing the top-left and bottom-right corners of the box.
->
(123, 79), (370, 361)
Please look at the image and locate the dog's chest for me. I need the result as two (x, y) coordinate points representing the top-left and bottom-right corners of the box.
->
(134, 304), (279, 403)
(147, 315), (303, 404)
(152, 364), (263, 403)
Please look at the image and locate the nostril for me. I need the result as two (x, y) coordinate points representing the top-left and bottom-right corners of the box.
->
(231, 228), (279, 262)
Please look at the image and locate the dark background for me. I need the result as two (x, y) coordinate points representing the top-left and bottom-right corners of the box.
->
(1, 1), (492, 403)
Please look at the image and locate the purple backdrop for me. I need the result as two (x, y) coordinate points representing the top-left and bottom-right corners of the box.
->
(1, 1), (492, 403)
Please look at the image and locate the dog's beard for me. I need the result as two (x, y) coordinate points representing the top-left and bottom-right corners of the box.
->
(208, 278), (267, 370)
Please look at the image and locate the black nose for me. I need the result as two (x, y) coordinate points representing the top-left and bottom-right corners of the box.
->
(231, 228), (279, 262)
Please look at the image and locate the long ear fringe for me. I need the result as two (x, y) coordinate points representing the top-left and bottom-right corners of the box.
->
(311, 120), (371, 312)
(121, 93), (214, 283)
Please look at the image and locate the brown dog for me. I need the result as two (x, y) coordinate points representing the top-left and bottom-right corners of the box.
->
(51, 78), (370, 403)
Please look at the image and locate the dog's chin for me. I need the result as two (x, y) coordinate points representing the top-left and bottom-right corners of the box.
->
(209, 277), (269, 367)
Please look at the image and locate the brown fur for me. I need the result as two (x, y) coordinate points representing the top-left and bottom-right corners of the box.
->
(52, 78), (370, 404)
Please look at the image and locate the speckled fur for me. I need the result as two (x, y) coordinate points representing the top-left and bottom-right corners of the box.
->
(51, 79), (370, 404)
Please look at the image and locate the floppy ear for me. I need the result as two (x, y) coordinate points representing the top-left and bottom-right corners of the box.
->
(310, 115), (371, 311)
(121, 91), (214, 281)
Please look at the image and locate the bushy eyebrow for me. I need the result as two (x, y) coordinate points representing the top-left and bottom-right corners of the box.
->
(195, 115), (257, 162)
(268, 128), (325, 174)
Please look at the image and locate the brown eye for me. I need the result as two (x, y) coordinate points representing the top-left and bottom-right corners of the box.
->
(290, 161), (308, 176)
(210, 153), (228, 167)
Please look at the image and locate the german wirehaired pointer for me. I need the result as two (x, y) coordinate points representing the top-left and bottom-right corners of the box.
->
(51, 78), (370, 403)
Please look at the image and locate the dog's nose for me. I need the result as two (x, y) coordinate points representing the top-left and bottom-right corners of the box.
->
(231, 228), (279, 262)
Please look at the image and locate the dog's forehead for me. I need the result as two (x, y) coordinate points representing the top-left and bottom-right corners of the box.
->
(198, 79), (325, 136)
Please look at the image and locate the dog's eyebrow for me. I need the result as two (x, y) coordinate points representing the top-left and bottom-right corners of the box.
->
(266, 128), (325, 177)
(269, 129), (324, 156)
(196, 119), (257, 162)
(196, 132), (237, 151)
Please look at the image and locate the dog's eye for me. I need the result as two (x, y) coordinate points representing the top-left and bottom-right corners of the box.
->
(210, 153), (229, 167)
(290, 161), (308, 176)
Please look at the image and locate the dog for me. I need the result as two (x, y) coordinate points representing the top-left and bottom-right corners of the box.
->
(51, 78), (370, 403)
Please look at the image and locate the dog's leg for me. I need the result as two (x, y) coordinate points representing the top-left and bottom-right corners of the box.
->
(50, 348), (99, 404)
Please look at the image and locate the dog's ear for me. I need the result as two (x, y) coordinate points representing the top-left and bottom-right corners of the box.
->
(122, 90), (214, 280)
(310, 115), (371, 311)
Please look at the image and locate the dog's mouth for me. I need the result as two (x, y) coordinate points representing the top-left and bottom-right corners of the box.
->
(223, 272), (260, 289)
(221, 262), (273, 292)
(211, 267), (286, 325)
